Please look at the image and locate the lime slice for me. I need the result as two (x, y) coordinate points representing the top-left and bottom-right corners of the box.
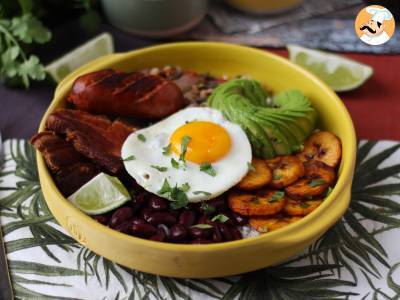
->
(68, 173), (130, 215)
(287, 44), (373, 92)
(45, 32), (114, 83)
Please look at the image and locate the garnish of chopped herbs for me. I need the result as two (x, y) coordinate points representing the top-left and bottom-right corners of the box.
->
(308, 179), (326, 187)
(300, 203), (310, 209)
(162, 144), (172, 155)
(247, 162), (256, 172)
(194, 191), (212, 196)
(269, 191), (285, 203)
(273, 174), (282, 180)
(200, 202), (215, 215)
(211, 214), (229, 223)
(259, 226), (269, 233)
(151, 165), (168, 172)
(171, 158), (180, 169)
(157, 179), (190, 209)
(137, 133), (146, 142)
(179, 135), (191, 162)
(122, 155), (136, 161)
(200, 162), (217, 177)
(191, 224), (213, 229)
(325, 186), (333, 197)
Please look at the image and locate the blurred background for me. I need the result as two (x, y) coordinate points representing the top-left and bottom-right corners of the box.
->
(1, 0), (399, 140)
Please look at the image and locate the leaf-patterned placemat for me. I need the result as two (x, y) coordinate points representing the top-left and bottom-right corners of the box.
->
(1, 139), (400, 299)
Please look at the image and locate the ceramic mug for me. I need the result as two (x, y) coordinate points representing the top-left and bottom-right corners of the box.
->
(225, 0), (303, 15)
(101, 0), (209, 38)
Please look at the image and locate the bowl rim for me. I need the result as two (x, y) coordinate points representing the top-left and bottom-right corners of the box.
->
(37, 41), (357, 253)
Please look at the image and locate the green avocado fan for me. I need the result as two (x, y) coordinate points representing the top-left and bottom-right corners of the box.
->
(207, 79), (317, 158)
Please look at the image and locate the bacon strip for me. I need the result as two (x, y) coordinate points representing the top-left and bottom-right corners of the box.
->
(68, 70), (185, 120)
(45, 108), (136, 174)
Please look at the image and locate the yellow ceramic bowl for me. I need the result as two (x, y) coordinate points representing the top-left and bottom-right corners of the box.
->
(37, 42), (356, 278)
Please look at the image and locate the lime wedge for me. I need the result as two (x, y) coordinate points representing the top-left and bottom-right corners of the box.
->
(287, 44), (373, 92)
(45, 32), (114, 83)
(68, 173), (130, 215)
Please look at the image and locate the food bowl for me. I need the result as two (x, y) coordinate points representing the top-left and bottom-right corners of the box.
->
(36, 42), (356, 278)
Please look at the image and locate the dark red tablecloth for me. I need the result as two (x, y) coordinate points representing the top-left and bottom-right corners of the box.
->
(272, 49), (400, 141)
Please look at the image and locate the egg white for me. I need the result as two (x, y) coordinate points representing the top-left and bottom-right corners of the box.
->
(121, 107), (252, 202)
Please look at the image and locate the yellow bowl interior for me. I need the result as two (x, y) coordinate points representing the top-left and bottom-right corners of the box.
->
(37, 42), (356, 278)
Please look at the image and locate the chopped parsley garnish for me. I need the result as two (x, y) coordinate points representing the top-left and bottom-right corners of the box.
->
(194, 191), (212, 196)
(325, 186), (333, 197)
(122, 155), (136, 161)
(273, 174), (282, 180)
(191, 224), (213, 229)
(137, 134), (146, 142)
(179, 135), (191, 162)
(162, 144), (172, 155)
(300, 203), (310, 209)
(259, 226), (269, 233)
(247, 162), (256, 172)
(211, 214), (229, 223)
(157, 179), (190, 209)
(269, 191), (285, 203)
(181, 182), (191, 192)
(151, 165), (168, 172)
(308, 179), (326, 187)
(200, 202), (215, 215)
(200, 162), (217, 177)
(171, 158), (180, 169)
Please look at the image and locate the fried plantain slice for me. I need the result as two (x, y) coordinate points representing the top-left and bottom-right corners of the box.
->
(249, 215), (302, 233)
(297, 131), (342, 168)
(283, 198), (323, 216)
(285, 161), (335, 200)
(228, 189), (286, 216)
(266, 155), (305, 189)
(237, 158), (272, 190)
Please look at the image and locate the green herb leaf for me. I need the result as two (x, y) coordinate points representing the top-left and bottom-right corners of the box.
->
(158, 179), (171, 195)
(247, 162), (256, 172)
(179, 135), (191, 162)
(157, 179), (189, 209)
(273, 174), (282, 180)
(194, 191), (212, 196)
(269, 191), (285, 203)
(171, 158), (180, 169)
(308, 179), (326, 187)
(137, 134), (146, 142)
(181, 183), (190, 192)
(200, 162), (217, 177)
(191, 224), (213, 229)
(211, 214), (229, 223)
(259, 226), (269, 233)
(300, 203), (310, 209)
(325, 186), (333, 197)
(200, 202), (215, 215)
(122, 155), (136, 161)
(163, 144), (172, 155)
(11, 14), (51, 44)
(151, 165), (168, 172)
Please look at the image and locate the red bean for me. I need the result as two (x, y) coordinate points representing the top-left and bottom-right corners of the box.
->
(145, 212), (177, 226)
(148, 196), (168, 211)
(170, 224), (188, 241)
(110, 207), (133, 227)
(132, 192), (148, 211)
(114, 220), (132, 234)
(190, 227), (212, 239)
(198, 215), (212, 225)
(132, 217), (146, 226)
(140, 207), (153, 221)
(131, 223), (157, 237)
(208, 197), (228, 212)
(178, 210), (196, 227)
(212, 224), (222, 242)
(93, 214), (109, 225)
(190, 239), (211, 244)
(232, 227), (243, 240)
(231, 212), (248, 225)
(218, 223), (233, 241)
(149, 228), (166, 242)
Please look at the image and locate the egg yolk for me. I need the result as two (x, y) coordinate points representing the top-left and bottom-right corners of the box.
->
(170, 121), (231, 164)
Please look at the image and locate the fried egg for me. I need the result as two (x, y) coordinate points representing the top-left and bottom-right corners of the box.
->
(121, 107), (252, 202)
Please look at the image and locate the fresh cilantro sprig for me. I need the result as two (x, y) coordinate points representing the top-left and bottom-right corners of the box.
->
(200, 162), (217, 177)
(179, 135), (191, 162)
(157, 179), (190, 209)
(151, 165), (168, 172)
(308, 179), (326, 187)
(269, 191), (285, 203)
